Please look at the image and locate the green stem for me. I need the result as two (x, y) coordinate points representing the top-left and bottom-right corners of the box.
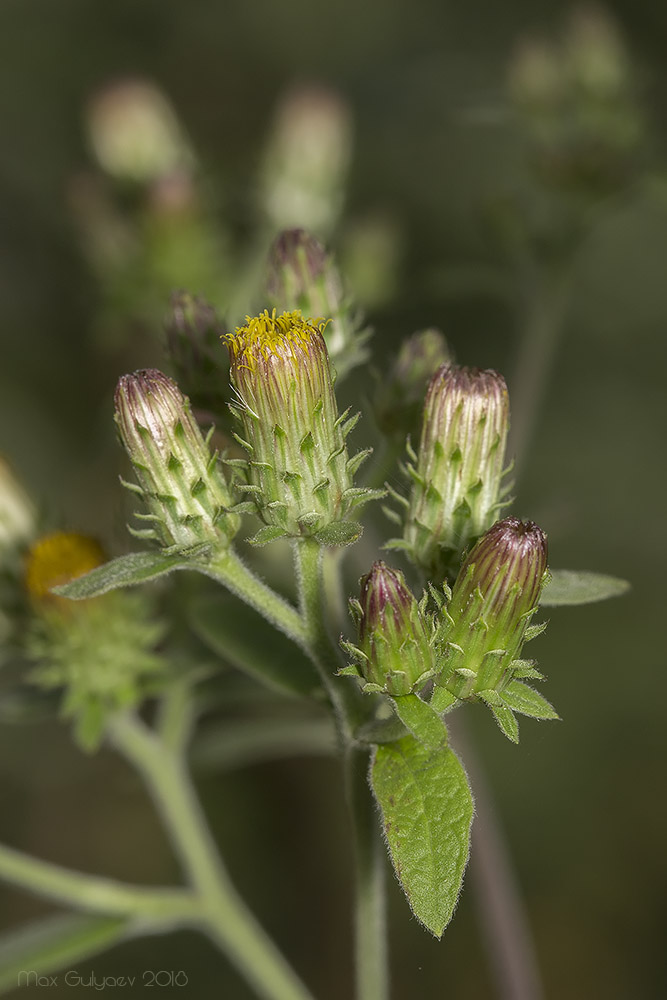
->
(345, 746), (388, 1000)
(204, 549), (310, 651)
(191, 715), (336, 772)
(293, 539), (388, 1000)
(0, 843), (196, 924)
(109, 713), (315, 1000)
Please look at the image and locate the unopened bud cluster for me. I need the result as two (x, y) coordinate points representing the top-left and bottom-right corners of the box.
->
(400, 364), (510, 580)
(115, 368), (239, 551)
(344, 518), (552, 739)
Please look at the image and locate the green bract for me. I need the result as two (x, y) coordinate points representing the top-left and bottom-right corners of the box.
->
(114, 368), (239, 552)
(401, 364), (510, 580)
(225, 309), (381, 544)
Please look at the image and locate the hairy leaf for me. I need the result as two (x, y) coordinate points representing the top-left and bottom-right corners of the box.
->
(371, 735), (473, 937)
(541, 569), (630, 606)
(53, 551), (192, 600)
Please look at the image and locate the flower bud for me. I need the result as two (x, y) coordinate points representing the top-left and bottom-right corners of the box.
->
(374, 328), (451, 441)
(86, 78), (194, 184)
(347, 562), (435, 695)
(226, 310), (376, 543)
(114, 369), (239, 551)
(266, 229), (370, 380)
(403, 364), (510, 580)
(441, 517), (548, 698)
(259, 85), (351, 235)
(164, 291), (230, 422)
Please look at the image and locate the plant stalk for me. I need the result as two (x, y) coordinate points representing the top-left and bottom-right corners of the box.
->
(109, 713), (315, 1000)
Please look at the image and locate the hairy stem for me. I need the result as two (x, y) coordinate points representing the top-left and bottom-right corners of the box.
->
(109, 713), (315, 1000)
(346, 746), (388, 1000)
(205, 549), (310, 652)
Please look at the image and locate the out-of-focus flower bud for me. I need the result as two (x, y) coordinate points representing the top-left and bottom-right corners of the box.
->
(402, 364), (510, 581)
(24, 531), (164, 751)
(374, 329), (451, 442)
(164, 291), (230, 423)
(0, 457), (36, 554)
(341, 562), (435, 695)
(440, 517), (548, 699)
(114, 369), (239, 551)
(226, 309), (381, 545)
(259, 86), (352, 236)
(266, 229), (370, 379)
(86, 78), (195, 184)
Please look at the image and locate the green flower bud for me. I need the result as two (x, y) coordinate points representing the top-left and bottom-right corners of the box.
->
(114, 368), (239, 551)
(24, 531), (165, 752)
(345, 562), (435, 695)
(374, 328), (451, 441)
(440, 516), (548, 699)
(266, 229), (370, 380)
(403, 364), (510, 580)
(86, 78), (195, 184)
(226, 309), (379, 544)
(259, 86), (351, 236)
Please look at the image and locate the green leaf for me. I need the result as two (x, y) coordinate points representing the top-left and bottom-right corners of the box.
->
(314, 520), (362, 547)
(53, 551), (192, 600)
(502, 680), (559, 720)
(0, 913), (130, 992)
(540, 569), (630, 607)
(371, 735), (473, 937)
(188, 593), (321, 698)
(391, 694), (447, 749)
(478, 690), (519, 743)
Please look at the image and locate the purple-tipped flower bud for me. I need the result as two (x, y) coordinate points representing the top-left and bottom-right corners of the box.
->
(226, 309), (378, 543)
(353, 561), (435, 695)
(114, 368), (239, 550)
(442, 516), (548, 698)
(404, 364), (510, 580)
(266, 229), (370, 380)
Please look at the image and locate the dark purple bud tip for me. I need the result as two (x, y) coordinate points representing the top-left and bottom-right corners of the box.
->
(359, 561), (413, 639)
(463, 516), (548, 613)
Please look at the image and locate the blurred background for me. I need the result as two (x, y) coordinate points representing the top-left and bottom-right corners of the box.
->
(0, 0), (666, 997)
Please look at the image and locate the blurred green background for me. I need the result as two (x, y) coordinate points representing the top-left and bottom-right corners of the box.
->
(0, 0), (666, 997)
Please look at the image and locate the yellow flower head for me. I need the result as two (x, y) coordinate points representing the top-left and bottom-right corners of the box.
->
(25, 532), (106, 607)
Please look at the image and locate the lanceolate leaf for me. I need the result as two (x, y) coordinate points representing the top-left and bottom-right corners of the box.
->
(390, 694), (447, 749)
(53, 551), (193, 600)
(371, 735), (473, 937)
(540, 569), (630, 607)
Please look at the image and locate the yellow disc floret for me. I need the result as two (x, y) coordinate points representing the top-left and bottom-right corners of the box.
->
(25, 532), (106, 605)
(227, 309), (327, 369)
